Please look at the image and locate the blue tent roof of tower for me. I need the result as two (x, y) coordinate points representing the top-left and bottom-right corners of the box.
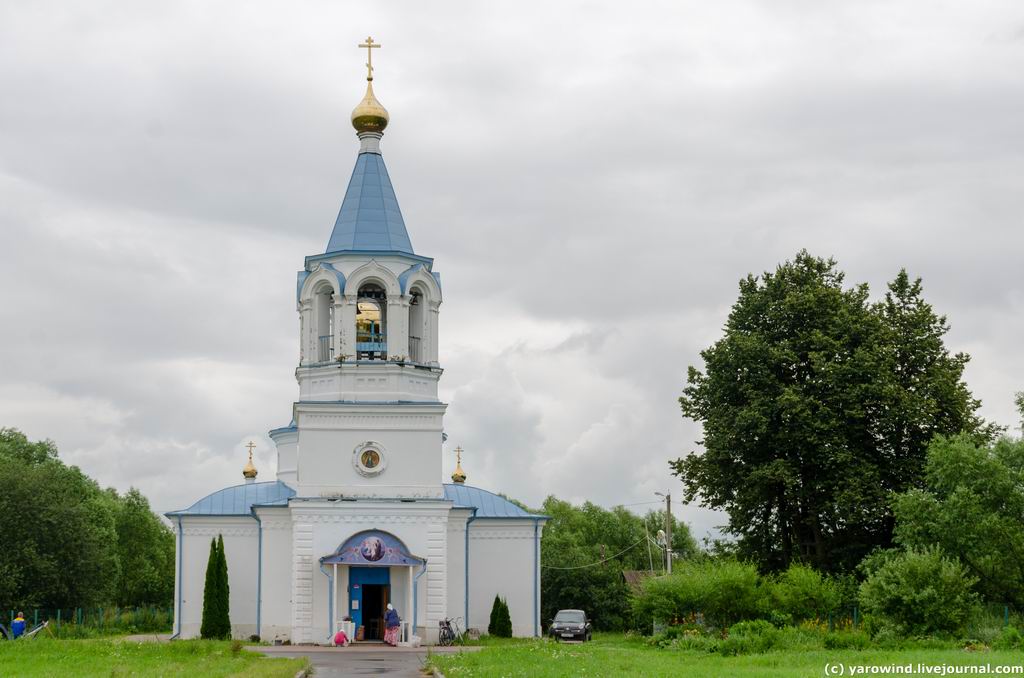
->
(325, 152), (414, 255)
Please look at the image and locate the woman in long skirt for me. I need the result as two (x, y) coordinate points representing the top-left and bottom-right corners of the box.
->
(384, 604), (401, 646)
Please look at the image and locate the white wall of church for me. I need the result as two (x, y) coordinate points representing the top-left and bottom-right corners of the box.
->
(445, 509), (471, 628)
(175, 516), (259, 640)
(289, 502), (451, 645)
(257, 509), (293, 643)
(270, 429), (298, 487)
(292, 403), (445, 498)
(468, 520), (544, 638)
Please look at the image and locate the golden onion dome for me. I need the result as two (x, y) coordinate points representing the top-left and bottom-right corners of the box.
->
(242, 447), (258, 480)
(351, 81), (389, 134)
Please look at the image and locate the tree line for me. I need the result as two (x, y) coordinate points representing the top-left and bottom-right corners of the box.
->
(536, 496), (698, 631)
(0, 429), (175, 610)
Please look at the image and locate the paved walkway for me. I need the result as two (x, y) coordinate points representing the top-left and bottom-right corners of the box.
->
(251, 644), (481, 677)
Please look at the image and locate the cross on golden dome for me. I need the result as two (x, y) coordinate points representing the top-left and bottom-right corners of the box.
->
(351, 36), (389, 134)
(451, 446), (467, 484)
(358, 36), (380, 81)
(243, 441), (258, 479)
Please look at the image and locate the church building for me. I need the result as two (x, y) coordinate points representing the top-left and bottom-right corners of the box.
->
(167, 40), (546, 644)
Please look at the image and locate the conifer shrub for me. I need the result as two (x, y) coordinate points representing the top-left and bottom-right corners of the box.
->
(200, 535), (231, 639)
(487, 595), (513, 637)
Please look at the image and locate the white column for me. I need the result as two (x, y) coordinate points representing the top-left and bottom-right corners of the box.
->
(332, 563), (338, 639)
(332, 297), (345, 363)
(428, 300), (441, 366)
(339, 294), (357, 360)
(407, 566), (414, 640)
(298, 300), (312, 365)
(387, 296), (410, 360)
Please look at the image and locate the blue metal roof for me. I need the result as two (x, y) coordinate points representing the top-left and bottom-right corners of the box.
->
(326, 152), (414, 255)
(443, 483), (544, 519)
(167, 481), (295, 516)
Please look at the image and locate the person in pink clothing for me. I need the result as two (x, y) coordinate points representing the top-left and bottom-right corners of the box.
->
(383, 604), (401, 646)
(333, 628), (350, 647)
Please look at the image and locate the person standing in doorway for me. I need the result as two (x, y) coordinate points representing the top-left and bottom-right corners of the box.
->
(383, 604), (400, 646)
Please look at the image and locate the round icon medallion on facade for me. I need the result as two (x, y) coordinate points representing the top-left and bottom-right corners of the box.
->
(353, 441), (387, 477)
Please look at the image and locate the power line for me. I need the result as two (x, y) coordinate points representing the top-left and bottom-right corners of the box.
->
(614, 500), (664, 508)
(540, 537), (646, 571)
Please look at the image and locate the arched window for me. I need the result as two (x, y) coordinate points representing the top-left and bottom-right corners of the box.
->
(356, 283), (387, 360)
(408, 289), (425, 362)
(314, 284), (334, 363)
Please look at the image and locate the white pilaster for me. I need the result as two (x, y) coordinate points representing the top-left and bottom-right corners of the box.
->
(387, 295), (410, 360)
(291, 519), (314, 643)
(339, 294), (358, 361)
(428, 300), (441, 366)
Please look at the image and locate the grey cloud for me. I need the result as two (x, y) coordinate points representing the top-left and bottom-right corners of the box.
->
(2, 0), (1022, 535)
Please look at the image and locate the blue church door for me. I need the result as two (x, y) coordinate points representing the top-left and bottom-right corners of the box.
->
(349, 567), (390, 640)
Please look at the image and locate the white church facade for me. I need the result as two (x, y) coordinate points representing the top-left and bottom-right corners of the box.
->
(167, 43), (546, 644)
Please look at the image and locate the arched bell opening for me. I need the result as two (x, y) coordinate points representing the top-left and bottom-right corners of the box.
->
(356, 283), (387, 360)
(314, 283), (335, 363)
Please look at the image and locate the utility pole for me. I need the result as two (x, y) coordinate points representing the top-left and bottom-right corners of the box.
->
(655, 491), (673, 574)
(665, 492), (672, 574)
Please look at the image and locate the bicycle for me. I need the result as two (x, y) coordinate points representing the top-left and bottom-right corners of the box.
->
(438, 616), (464, 646)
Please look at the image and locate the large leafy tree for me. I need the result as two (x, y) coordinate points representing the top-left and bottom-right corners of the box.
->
(672, 252), (992, 573)
(0, 428), (175, 609)
(113, 488), (175, 607)
(0, 428), (119, 608)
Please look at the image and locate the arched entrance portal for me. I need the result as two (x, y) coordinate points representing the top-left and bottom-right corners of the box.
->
(320, 530), (425, 643)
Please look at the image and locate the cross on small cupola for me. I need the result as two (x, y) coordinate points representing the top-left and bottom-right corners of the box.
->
(451, 446), (467, 484)
(243, 441), (258, 482)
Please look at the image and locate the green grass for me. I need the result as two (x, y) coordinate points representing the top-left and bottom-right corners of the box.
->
(0, 638), (307, 678)
(427, 632), (1024, 677)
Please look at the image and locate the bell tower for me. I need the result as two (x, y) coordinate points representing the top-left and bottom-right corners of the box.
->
(270, 39), (447, 499)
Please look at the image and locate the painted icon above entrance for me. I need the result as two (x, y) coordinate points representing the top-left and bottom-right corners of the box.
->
(321, 530), (425, 567)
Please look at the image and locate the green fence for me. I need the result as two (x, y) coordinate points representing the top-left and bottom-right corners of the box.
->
(1, 606), (173, 637)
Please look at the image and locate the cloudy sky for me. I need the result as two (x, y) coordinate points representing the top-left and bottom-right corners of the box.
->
(2, 1), (1022, 540)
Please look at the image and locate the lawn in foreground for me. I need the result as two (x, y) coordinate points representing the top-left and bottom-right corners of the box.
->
(0, 638), (307, 678)
(428, 635), (1022, 677)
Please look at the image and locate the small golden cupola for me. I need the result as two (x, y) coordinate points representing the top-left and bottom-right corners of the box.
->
(351, 36), (389, 134)
(243, 441), (258, 482)
(451, 446), (467, 484)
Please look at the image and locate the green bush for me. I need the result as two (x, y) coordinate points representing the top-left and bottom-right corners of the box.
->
(719, 620), (779, 655)
(823, 630), (870, 650)
(487, 595), (512, 638)
(993, 626), (1022, 651)
(858, 547), (978, 635)
(647, 624), (716, 650)
(634, 559), (764, 630)
(767, 564), (842, 624)
(649, 622), (874, 655)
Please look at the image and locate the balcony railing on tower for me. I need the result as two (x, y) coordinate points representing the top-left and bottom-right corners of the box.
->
(408, 336), (422, 363)
(356, 331), (387, 360)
